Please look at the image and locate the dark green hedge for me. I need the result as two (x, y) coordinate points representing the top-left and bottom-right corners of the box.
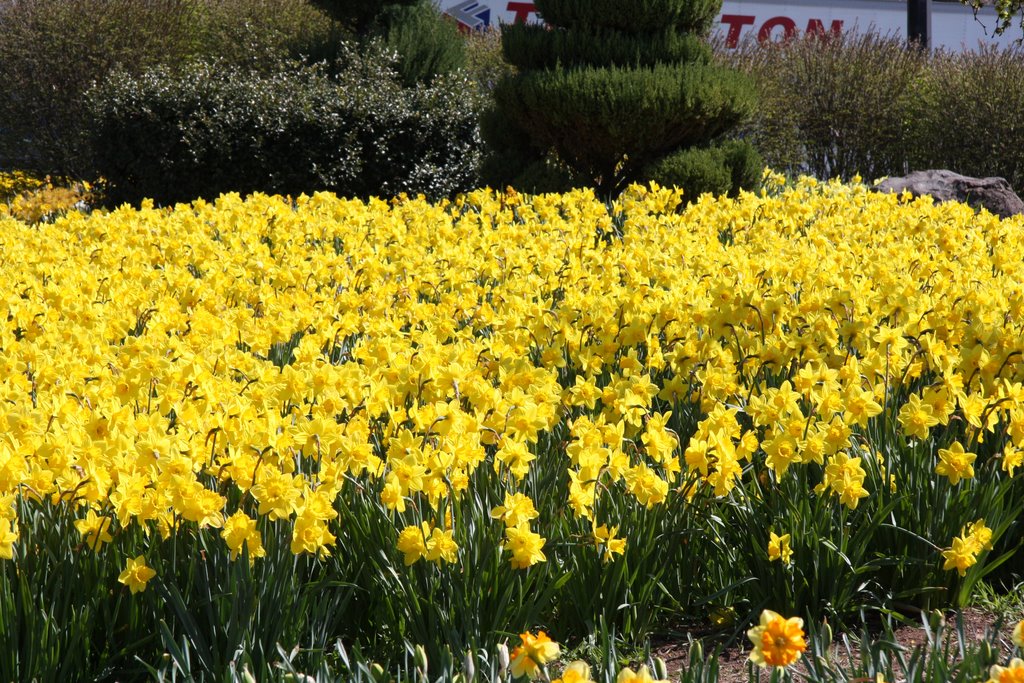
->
(88, 50), (484, 206)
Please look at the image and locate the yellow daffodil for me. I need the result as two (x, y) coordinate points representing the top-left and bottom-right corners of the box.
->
(747, 610), (807, 668)
(509, 631), (559, 679)
(768, 531), (793, 564)
(553, 660), (592, 683)
(986, 658), (1024, 683)
(616, 665), (669, 683)
(118, 555), (156, 594)
(935, 441), (977, 486)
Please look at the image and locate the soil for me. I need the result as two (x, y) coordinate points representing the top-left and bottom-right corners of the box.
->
(648, 608), (1008, 682)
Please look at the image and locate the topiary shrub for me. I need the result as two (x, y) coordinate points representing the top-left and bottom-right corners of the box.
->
(87, 46), (484, 206)
(500, 23), (712, 71)
(531, 0), (722, 33)
(645, 139), (763, 198)
(484, 0), (758, 197)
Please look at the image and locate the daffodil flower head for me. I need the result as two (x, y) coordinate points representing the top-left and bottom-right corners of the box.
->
(552, 661), (592, 683)
(509, 631), (559, 679)
(747, 610), (807, 668)
(986, 658), (1024, 683)
(615, 665), (668, 683)
(118, 555), (156, 594)
(767, 531), (792, 564)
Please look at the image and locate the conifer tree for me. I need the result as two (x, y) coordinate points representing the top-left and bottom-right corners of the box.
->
(483, 0), (761, 197)
(313, 0), (464, 85)
(312, 0), (417, 33)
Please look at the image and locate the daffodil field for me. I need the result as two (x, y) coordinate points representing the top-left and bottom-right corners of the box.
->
(2, 174), (1024, 680)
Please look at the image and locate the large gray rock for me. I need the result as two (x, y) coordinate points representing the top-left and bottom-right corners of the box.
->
(874, 170), (1024, 219)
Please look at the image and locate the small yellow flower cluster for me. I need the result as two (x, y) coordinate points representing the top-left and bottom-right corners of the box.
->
(0, 170), (47, 201)
(0, 171), (92, 223)
(941, 519), (994, 576)
(508, 631), (668, 682)
(397, 522), (458, 565)
(814, 452), (870, 509)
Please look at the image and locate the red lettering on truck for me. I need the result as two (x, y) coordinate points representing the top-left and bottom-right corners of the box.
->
(758, 16), (798, 42)
(507, 2), (536, 23)
(721, 14), (756, 48)
(805, 18), (844, 38)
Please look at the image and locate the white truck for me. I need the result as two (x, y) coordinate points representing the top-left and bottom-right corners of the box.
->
(436, 0), (1019, 51)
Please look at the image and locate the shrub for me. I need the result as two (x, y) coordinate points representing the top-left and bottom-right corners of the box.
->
(0, 0), (342, 178)
(88, 46), (484, 206)
(723, 32), (927, 183)
(187, 0), (344, 67)
(725, 36), (1024, 193)
(500, 23), (712, 71)
(646, 138), (763, 198)
(533, 0), (722, 34)
(485, 0), (758, 197)
(909, 45), (1024, 193)
(0, 0), (193, 176)
(462, 28), (514, 95)
(383, 2), (466, 86)
(311, 0), (417, 32)
(315, 0), (465, 85)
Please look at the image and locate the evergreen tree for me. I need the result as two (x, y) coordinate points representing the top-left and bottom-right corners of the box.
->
(313, 0), (464, 86)
(312, 0), (417, 33)
(483, 0), (761, 197)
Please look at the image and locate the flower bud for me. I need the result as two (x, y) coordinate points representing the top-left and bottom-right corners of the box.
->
(415, 644), (429, 677)
(653, 657), (669, 681)
(497, 642), (510, 677)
